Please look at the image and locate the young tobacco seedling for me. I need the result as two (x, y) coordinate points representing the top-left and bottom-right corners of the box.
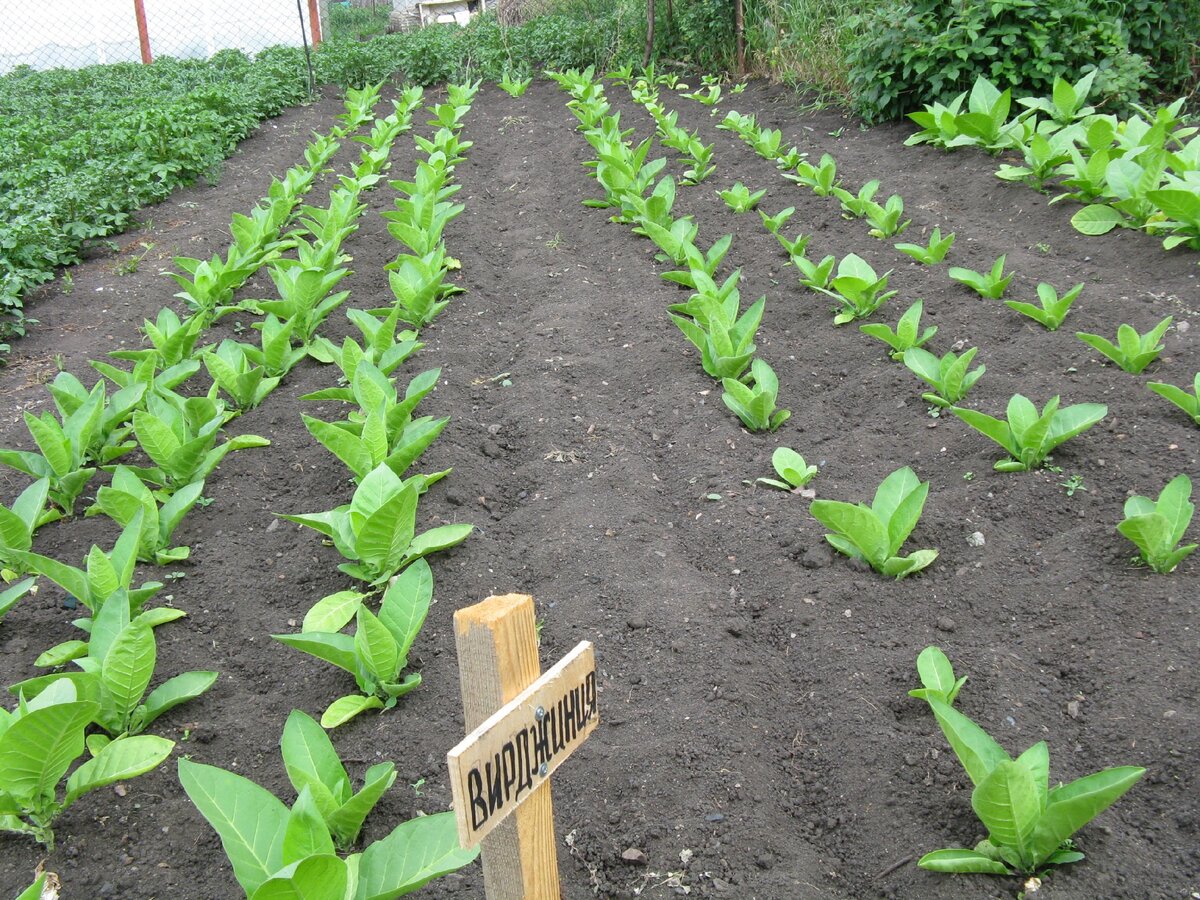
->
(950, 394), (1107, 471)
(864, 193), (911, 239)
(202, 340), (281, 412)
(1117, 474), (1197, 574)
(1076, 316), (1171, 374)
(0, 406), (99, 517)
(279, 464), (472, 588)
(949, 255), (1014, 299)
(809, 466), (938, 579)
(775, 230), (810, 258)
(281, 709), (397, 848)
(786, 153), (839, 195)
(832, 180), (879, 218)
(309, 306), (422, 380)
(1004, 282), (1082, 331)
(387, 249), (465, 328)
(722, 359), (790, 432)
(273, 560), (436, 727)
(670, 278), (764, 381)
(908, 646), (966, 705)
(14, 587), (215, 742)
(0, 478), (60, 572)
(498, 74), (532, 97)
(758, 206), (795, 235)
(914, 657), (1144, 877)
(860, 300), (937, 360)
(815, 253), (897, 324)
(1147, 373), (1200, 425)
(254, 263), (352, 349)
(0, 680), (174, 848)
(894, 227), (955, 265)
(718, 182), (767, 213)
(85, 466), (202, 564)
(110, 307), (205, 371)
(756, 447), (817, 491)
(178, 755), (476, 899)
(904, 346), (985, 407)
(794, 253), (836, 290)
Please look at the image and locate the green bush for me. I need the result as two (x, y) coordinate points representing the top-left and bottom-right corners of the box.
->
(844, 0), (1149, 123)
(1116, 0), (1200, 94)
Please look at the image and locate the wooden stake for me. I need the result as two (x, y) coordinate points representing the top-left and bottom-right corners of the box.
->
(132, 0), (153, 64)
(454, 594), (561, 900)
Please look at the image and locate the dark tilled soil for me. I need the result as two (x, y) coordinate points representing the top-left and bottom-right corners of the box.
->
(0, 78), (1196, 900)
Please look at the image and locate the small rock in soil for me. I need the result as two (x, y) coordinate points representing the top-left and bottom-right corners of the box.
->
(936, 617), (956, 633)
(626, 616), (647, 630)
(801, 545), (832, 569)
(756, 852), (775, 870)
(621, 848), (647, 865)
(967, 531), (985, 547)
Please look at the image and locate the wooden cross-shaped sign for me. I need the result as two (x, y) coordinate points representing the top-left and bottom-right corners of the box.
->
(448, 594), (598, 899)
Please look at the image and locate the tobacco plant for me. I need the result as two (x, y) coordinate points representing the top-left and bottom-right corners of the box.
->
(387, 249), (465, 328)
(273, 560), (435, 727)
(861, 300), (936, 359)
(809, 466), (937, 578)
(254, 263), (351, 350)
(718, 182), (766, 213)
(758, 206), (795, 235)
(950, 395), (1107, 471)
(1147, 373), (1200, 425)
(894, 228), (955, 265)
(908, 646), (966, 706)
(178, 754), (476, 898)
(670, 282), (764, 381)
(45, 372), (145, 465)
(498, 74), (532, 98)
(1004, 282), (1082, 331)
(309, 306), (422, 382)
(279, 464), (472, 588)
(1076, 316), (1171, 374)
(652, 232), (732, 285)
(786, 153), (840, 195)
(0, 478), (59, 572)
(756, 447), (817, 491)
(0, 412), (96, 517)
(301, 364), (447, 482)
(722, 359), (790, 432)
(109, 307), (205, 371)
(794, 253), (836, 290)
(129, 392), (270, 494)
(1117, 474), (1197, 574)
(913, 651), (1145, 877)
(832, 180), (880, 218)
(85, 466), (202, 564)
(815, 253), (896, 324)
(949, 255), (1014, 299)
(0, 680), (174, 848)
(0, 577), (35, 625)
(14, 588), (215, 741)
(202, 340), (281, 412)
(904, 346), (985, 407)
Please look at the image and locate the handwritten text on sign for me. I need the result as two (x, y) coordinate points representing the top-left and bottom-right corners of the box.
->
(447, 641), (598, 847)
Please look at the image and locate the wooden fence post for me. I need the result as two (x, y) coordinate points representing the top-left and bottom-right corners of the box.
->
(133, 0), (153, 64)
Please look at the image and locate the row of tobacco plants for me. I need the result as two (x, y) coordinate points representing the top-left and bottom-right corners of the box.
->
(0, 81), (483, 899)
(553, 64), (1185, 886)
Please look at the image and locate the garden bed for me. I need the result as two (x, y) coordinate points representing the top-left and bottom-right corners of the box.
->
(0, 77), (1196, 899)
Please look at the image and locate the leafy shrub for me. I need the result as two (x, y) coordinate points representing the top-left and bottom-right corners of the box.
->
(844, 0), (1149, 122)
(1116, 0), (1200, 95)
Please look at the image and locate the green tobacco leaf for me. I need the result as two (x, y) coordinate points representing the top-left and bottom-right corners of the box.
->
(1029, 766), (1145, 866)
(809, 500), (887, 568)
(356, 810), (480, 900)
(1070, 204), (1124, 235)
(272, 633), (358, 676)
(321, 694), (385, 729)
(99, 620), (156, 733)
(178, 758), (289, 896)
(281, 786), (335, 866)
(971, 761), (1041, 870)
(250, 855), (349, 900)
(917, 848), (1010, 874)
(328, 761), (396, 848)
(927, 699), (1009, 787)
(140, 671), (218, 728)
(0, 698), (97, 804)
(282, 709), (351, 810)
(63, 734), (173, 808)
(303, 591), (368, 634)
(355, 608), (400, 685)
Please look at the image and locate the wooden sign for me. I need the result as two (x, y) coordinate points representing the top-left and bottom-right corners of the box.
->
(449, 594), (598, 899)
(448, 640), (597, 846)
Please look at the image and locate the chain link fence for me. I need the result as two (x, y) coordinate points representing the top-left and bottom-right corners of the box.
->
(0, 0), (331, 74)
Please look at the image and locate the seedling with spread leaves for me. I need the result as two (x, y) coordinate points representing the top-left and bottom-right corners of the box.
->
(832, 180), (880, 218)
(786, 153), (840, 195)
(949, 255), (1014, 299)
(109, 307), (205, 371)
(756, 447), (817, 490)
(308, 305), (422, 380)
(1147, 373), (1200, 425)
(1117, 474), (1197, 574)
(385, 249), (465, 328)
(719, 182), (767, 213)
(815, 253), (897, 324)
(809, 466), (937, 578)
(0, 680), (174, 848)
(775, 230), (810, 258)
(722, 359), (790, 432)
(913, 651), (1145, 877)
(904, 346), (985, 407)
(758, 206), (795, 234)
(671, 279), (764, 381)
(1076, 316), (1171, 374)
(498, 74), (532, 97)
(279, 464), (471, 587)
(0, 479), (60, 572)
(794, 253), (836, 290)
(202, 340), (281, 412)
(1005, 282), (1082, 331)
(0, 408), (98, 517)
(864, 193), (911, 238)
(85, 466), (202, 564)
(253, 263), (351, 348)
(950, 394), (1106, 471)
(895, 228), (955, 265)
(178, 754), (476, 899)
(861, 300), (937, 359)
(13, 587), (215, 741)
(274, 560), (436, 727)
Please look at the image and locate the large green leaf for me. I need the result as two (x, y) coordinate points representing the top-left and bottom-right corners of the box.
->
(140, 671), (218, 728)
(1028, 766), (1145, 867)
(971, 761), (1042, 870)
(354, 608), (400, 685)
(378, 560), (432, 665)
(281, 786), (336, 866)
(809, 500), (888, 568)
(302, 591), (367, 634)
(1044, 403), (1107, 450)
(178, 758), (290, 896)
(321, 694), (385, 729)
(356, 811), (479, 900)
(355, 488), (418, 580)
(63, 734), (173, 808)
(304, 416), (373, 481)
(0, 698), (97, 805)
(99, 620), (156, 734)
(917, 848), (1010, 874)
(282, 710), (351, 809)
(399, 524), (473, 574)
(1070, 204), (1124, 235)
(250, 855), (350, 900)
(328, 762), (396, 848)
(272, 633), (359, 676)
(927, 699), (1009, 787)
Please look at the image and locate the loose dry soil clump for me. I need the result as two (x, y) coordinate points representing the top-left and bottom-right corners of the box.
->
(0, 79), (1196, 899)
